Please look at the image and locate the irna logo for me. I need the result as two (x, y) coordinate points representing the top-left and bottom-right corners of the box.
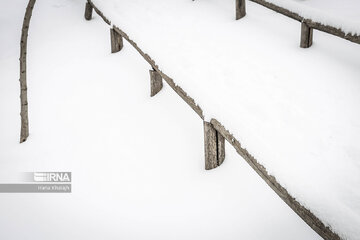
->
(33, 172), (71, 182)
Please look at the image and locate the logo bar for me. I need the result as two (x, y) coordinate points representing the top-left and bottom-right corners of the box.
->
(33, 172), (71, 182)
(0, 184), (71, 193)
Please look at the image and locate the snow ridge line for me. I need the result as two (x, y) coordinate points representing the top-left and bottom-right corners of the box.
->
(249, 0), (360, 45)
(86, 1), (343, 239)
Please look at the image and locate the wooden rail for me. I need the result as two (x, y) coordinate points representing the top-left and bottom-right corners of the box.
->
(85, 1), (344, 239)
(240, 0), (360, 47)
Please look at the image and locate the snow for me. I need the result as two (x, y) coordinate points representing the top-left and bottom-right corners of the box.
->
(0, 0), (322, 239)
(264, 0), (360, 35)
(90, 0), (360, 239)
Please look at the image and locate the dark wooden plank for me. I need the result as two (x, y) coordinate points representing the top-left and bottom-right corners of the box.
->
(149, 69), (163, 97)
(110, 27), (123, 53)
(84, 2), (93, 20)
(204, 121), (226, 170)
(300, 22), (313, 48)
(204, 121), (219, 170)
(217, 131), (225, 166)
(236, 0), (246, 20)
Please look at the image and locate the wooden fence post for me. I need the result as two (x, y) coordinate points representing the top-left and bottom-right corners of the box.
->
(149, 69), (163, 97)
(204, 121), (225, 170)
(19, 0), (36, 143)
(110, 28), (123, 53)
(218, 129), (225, 166)
(236, 0), (246, 20)
(84, 2), (93, 20)
(300, 22), (313, 48)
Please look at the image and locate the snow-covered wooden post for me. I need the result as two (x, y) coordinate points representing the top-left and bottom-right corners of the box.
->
(149, 69), (163, 97)
(204, 121), (225, 170)
(300, 22), (313, 48)
(236, 0), (246, 20)
(110, 28), (123, 53)
(84, 2), (93, 20)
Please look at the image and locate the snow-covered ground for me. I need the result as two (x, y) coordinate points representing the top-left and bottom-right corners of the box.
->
(91, 0), (360, 239)
(0, 0), (323, 239)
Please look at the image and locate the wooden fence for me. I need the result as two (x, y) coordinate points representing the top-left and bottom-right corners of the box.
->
(235, 0), (360, 48)
(18, 0), (346, 239)
(84, 1), (344, 239)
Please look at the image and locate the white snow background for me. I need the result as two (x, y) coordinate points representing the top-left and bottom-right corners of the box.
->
(0, 0), (359, 239)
